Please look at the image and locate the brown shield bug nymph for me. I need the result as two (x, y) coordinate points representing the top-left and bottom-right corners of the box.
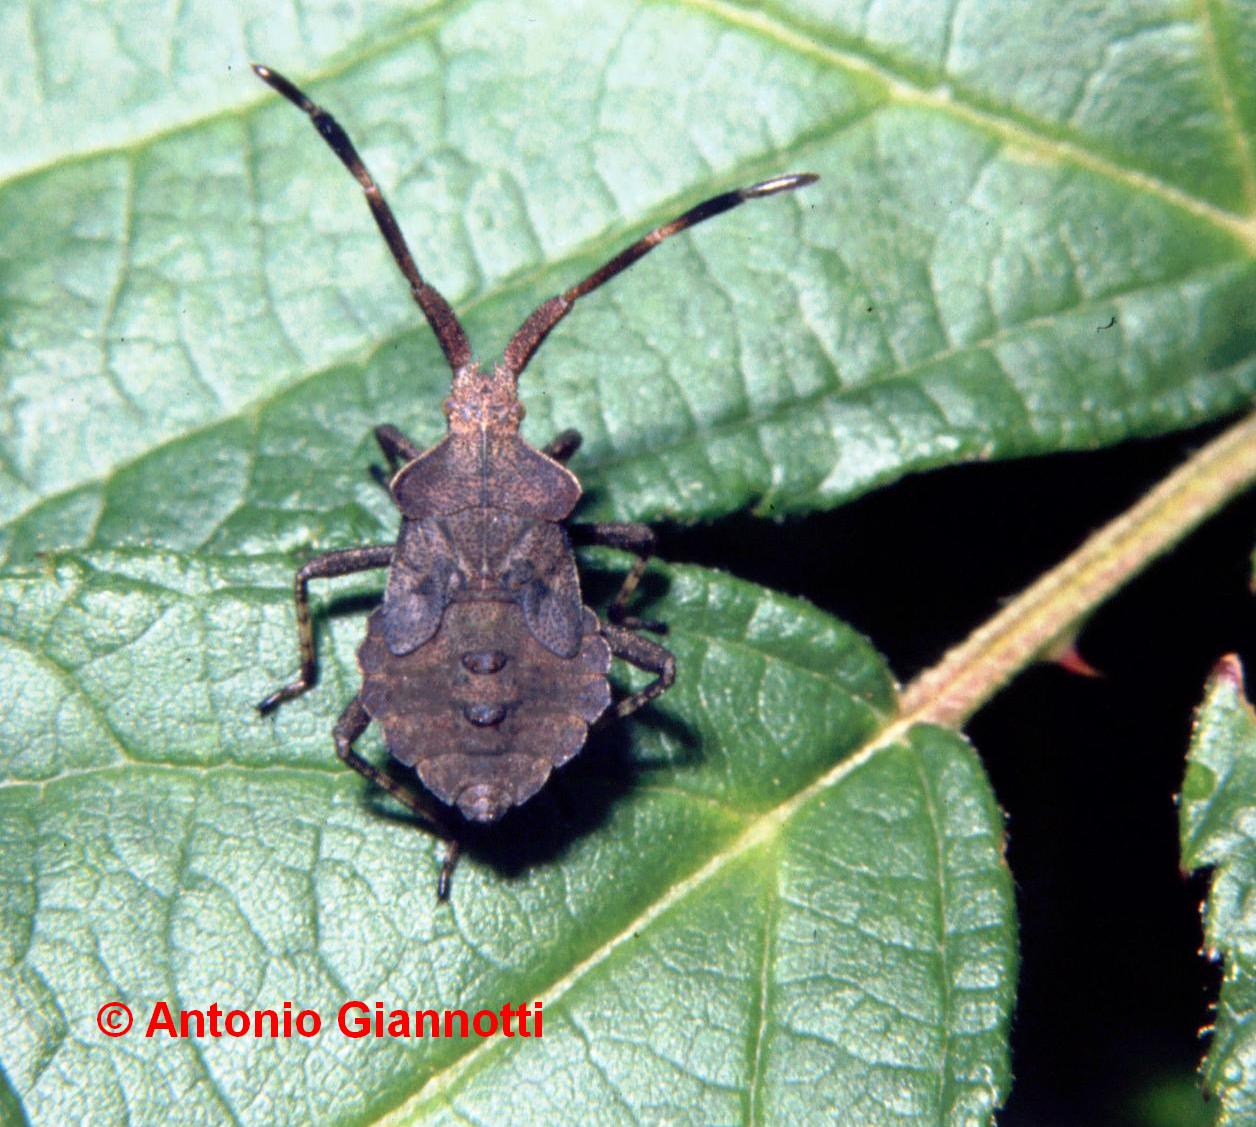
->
(253, 64), (817, 897)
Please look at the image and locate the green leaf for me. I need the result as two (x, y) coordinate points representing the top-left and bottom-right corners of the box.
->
(1180, 655), (1256, 1124)
(0, 552), (1014, 1123)
(4, 0), (1256, 562)
(8, 0), (1256, 1120)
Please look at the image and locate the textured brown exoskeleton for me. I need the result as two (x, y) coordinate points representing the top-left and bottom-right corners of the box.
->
(253, 64), (817, 897)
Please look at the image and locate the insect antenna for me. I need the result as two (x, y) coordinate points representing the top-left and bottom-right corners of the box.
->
(253, 64), (473, 375)
(501, 173), (817, 379)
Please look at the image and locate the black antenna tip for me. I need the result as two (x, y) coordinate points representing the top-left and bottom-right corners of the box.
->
(251, 64), (313, 112)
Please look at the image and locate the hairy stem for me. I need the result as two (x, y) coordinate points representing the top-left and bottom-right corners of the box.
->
(901, 410), (1256, 729)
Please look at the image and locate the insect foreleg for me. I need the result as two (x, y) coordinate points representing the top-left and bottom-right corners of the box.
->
(374, 424), (424, 471)
(539, 428), (583, 464)
(258, 545), (394, 712)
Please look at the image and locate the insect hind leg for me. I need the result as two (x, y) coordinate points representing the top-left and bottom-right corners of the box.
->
(598, 622), (676, 726)
(333, 696), (462, 899)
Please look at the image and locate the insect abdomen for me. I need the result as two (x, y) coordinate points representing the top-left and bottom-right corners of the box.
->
(358, 600), (611, 821)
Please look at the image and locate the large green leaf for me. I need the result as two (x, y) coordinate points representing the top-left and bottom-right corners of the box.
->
(5, 0), (1256, 1121)
(1180, 656), (1256, 1125)
(0, 552), (1014, 1123)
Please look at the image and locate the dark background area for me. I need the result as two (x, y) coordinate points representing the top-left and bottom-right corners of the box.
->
(661, 416), (1256, 1127)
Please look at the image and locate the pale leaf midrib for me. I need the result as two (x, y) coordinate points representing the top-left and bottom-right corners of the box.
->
(372, 711), (924, 1126)
(912, 748), (954, 1120)
(681, 0), (1256, 245)
(1194, 0), (1256, 214)
(745, 849), (779, 1126)
(5, 0), (1246, 247)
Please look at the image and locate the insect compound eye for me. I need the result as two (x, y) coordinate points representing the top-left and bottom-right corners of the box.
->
(461, 650), (509, 675)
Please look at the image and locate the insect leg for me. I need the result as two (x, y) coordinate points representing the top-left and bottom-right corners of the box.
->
(569, 521), (663, 631)
(333, 696), (462, 899)
(375, 424), (424, 471)
(598, 622), (676, 725)
(252, 65), (473, 375)
(257, 545), (394, 713)
(502, 173), (818, 378)
(540, 428), (582, 464)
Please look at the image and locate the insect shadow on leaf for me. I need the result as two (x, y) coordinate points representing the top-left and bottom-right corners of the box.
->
(365, 707), (701, 883)
(252, 63), (816, 898)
